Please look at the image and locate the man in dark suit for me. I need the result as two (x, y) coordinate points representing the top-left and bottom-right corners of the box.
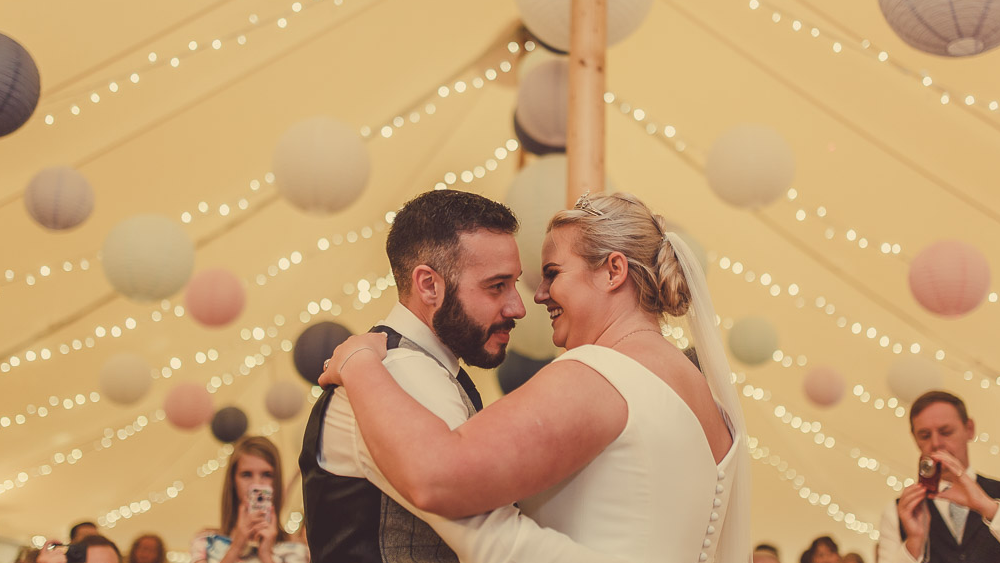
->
(877, 390), (1000, 562)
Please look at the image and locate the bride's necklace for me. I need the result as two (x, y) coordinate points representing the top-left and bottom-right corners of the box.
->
(610, 328), (662, 348)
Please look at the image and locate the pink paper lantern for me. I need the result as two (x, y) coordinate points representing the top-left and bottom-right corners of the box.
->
(803, 366), (845, 407)
(164, 382), (214, 430)
(184, 268), (246, 327)
(908, 240), (990, 318)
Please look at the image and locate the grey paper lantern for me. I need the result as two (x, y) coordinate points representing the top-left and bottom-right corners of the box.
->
(880, 0), (1000, 57)
(0, 34), (40, 137)
(102, 215), (195, 301)
(514, 59), (569, 154)
(24, 167), (95, 230)
(728, 316), (778, 367)
(265, 381), (306, 420)
(98, 353), (153, 405)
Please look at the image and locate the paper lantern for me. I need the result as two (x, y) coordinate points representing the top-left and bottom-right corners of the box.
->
(293, 322), (353, 385)
(880, 0), (1000, 57)
(510, 283), (563, 360)
(164, 382), (214, 430)
(272, 117), (370, 214)
(908, 240), (990, 317)
(102, 215), (195, 301)
(514, 59), (569, 155)
(24, 167), (94, 231)
(728, 316), (778, 366)
(98, 353), (153, 405)
(705, 125), (795, 208)
(0, 34), (40, 137)
(211, 406), (249, 443)
(505, 155), (611, 290)
(265, 381), (306, 420)
(803, 366), (845, 407)
(497, 350), (552, 394)
(516, 0), (654, 52)
(184, 268), (246, 327)
(887, 356), (943, 404)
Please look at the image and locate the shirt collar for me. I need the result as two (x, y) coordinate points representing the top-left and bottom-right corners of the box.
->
(384, 302), (461, 377)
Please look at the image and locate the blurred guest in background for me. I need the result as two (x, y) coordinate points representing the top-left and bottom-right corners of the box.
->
(128, 535), (165, 563)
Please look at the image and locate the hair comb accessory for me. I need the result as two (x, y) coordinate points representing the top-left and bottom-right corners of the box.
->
(573, 190), (604, 216)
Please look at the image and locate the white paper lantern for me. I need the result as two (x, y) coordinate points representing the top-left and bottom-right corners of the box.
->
(505, 155), (571, 290)
(515, 59), (569, 153)
(505, 155), (612, 289)
(728, 316), (778, 366)
(265, 381), (306, 420)
(0, 34), (40, 137)
(880, 0), (1000, 57)
(24, 167), (94, 230)
(516, 0), (654, 52)
(99, 353), (153, 405)
(887, 356), (943, 403)
(272, 117), (370, 214)
(705, 125), (795, 209)
(102, 215), (195, 301)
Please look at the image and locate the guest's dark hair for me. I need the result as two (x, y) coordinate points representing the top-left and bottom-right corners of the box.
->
(78, 536), (122, 563)
(754, 544), (779, 558)
(909, 390), (968, 432)
(386, 190), (519, 297)
(808, 536), (839, 559)
(69, 522), (97, 542)
(127, 535), (165, 563)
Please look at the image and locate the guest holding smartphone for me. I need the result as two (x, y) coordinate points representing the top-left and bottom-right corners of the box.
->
(191, 437), (308, 563)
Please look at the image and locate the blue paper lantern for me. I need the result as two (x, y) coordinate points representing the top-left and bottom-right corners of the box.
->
(0, 34), (40, 137)
(293, 322), (353, 385)
(497, 350), (552, 394)
(211, 406), (249, 443)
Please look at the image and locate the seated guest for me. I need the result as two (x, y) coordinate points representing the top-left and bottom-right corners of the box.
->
(38, 536), (121, 563)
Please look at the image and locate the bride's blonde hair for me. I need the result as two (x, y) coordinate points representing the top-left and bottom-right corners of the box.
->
(548, 192), (690, 317)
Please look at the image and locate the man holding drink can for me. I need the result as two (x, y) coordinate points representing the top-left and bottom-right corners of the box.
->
(877, 391), (1000, 563)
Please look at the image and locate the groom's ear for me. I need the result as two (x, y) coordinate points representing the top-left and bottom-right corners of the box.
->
(606, 251), (629, 290)
(412, 265), (444, 307)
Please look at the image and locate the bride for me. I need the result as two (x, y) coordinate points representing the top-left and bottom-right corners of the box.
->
(322, 192), (750, 562)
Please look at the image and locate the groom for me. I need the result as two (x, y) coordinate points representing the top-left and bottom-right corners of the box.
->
(299, 190), (621, 563)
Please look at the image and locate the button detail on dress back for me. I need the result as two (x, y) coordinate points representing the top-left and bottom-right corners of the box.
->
(706, 525), (716, 535)
(713, 498), (722, 507)
(715, 484), (724, 494)
(703, 539), (712, 548)
(709, 512), (719, 521)
(717, 470), (725, 480)
(699, 553), (708, 562)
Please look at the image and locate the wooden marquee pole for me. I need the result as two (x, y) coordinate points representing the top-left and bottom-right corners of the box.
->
(566, 0), (607, 209)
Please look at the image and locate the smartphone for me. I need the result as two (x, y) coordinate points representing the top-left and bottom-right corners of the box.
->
(918, 455), (941, 494)
(248, 485), (273, 517)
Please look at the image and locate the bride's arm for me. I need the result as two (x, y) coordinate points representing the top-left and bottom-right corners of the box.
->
(327, 342), (626, 519)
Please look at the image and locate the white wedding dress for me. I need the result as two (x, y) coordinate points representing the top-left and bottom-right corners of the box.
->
(518, 345), (740, 563)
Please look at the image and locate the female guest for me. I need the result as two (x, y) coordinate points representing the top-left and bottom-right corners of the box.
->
(191, 437), (307, 563)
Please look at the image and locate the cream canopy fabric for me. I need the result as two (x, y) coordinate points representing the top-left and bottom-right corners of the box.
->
(1, 1), (999, 560)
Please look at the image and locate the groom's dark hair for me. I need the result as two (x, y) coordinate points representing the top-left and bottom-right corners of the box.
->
(387, 190), (518, 297)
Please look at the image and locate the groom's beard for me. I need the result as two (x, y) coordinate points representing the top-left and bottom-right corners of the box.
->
(433, 287), (515, 369)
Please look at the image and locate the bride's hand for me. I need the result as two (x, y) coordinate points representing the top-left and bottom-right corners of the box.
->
(318, 333), (388, 388)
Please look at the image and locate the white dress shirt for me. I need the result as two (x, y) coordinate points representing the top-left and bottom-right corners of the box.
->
(318, 302), (626, 563)
(877, 466), (1000, 563)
